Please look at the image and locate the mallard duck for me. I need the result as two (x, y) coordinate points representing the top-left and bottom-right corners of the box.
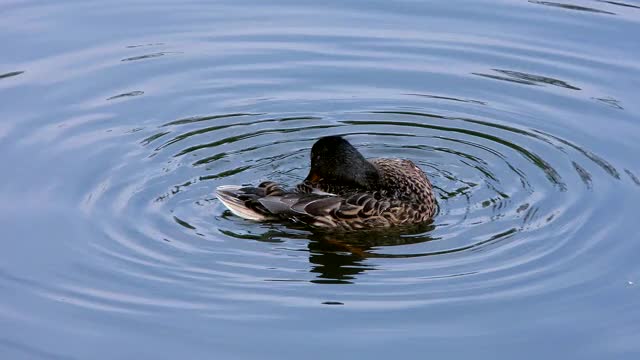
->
(216, 136), (437, 230)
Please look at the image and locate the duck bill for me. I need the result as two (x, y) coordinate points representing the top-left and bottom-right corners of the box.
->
(305, 172), (322, 183)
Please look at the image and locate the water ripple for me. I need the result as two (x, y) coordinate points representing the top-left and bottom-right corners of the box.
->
(1, 0), (639, 357)
(0, 70), (24, 79)
(529, 1), (616, 15)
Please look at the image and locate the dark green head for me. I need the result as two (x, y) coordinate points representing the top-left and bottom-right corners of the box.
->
(305, 136), (380, 189)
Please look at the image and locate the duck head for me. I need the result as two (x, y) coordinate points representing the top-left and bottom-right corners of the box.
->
(305, 136), (380, 189)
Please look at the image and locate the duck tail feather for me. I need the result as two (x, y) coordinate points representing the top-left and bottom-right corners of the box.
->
(215, 185), (273, 221)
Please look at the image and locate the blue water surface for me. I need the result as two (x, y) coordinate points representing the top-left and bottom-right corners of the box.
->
(1, 0), (640, 359)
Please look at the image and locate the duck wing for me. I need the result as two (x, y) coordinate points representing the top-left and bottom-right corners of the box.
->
(216, 181), (345, 224)
(217, 182), (416, 229)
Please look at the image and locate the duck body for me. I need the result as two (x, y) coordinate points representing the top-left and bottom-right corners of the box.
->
(216, 136), (437, 230)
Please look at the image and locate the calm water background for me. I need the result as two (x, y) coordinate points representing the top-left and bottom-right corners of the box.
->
(2, 0), (640, 358)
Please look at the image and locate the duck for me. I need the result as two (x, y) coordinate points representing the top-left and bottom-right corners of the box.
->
(215, 136), (437, 230)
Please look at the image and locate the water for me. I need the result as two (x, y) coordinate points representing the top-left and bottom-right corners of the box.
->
(1, 0), (640, 358)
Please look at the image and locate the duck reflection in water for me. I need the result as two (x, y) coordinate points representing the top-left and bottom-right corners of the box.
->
(219, 221), (436, 284)
(307, 223), (436, 283)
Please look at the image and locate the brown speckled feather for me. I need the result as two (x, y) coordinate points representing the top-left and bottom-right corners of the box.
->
(290, 158), (436, 230)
